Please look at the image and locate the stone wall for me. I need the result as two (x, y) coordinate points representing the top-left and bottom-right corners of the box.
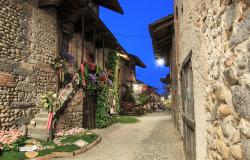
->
(174, 0), (208, 158)
(202, 0), (250, 159)
(55, 90), (84, 132)
(174, 0), (250, 159)
(0, 0), (57, 130)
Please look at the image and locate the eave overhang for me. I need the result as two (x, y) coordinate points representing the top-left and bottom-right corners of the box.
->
(128, 54), (146, 68)
(94, 0), (124, 14)
(149, 14), (174, 66)
(38, 0), (124, 14)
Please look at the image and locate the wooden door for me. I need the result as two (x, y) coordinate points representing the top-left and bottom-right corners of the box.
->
(181, 56), (196, 160)
(83, 92), (97, 129)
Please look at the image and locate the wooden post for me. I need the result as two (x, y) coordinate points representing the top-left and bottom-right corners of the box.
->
(93, 27), (96, 63)
(50, 9), (61, 141)
(55, 11), (61, 94)
(92, 27), (96, 129)
(81, 8), (86, 129)
(81, 10), (85, 63)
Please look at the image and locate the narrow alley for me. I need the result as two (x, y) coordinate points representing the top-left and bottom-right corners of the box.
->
(1, 0), (250, 159)
(58, 112), (185, 160)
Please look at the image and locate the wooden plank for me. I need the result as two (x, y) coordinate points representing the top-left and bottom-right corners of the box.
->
(181, 50), (192, 70)
(88, 94), (91, 129)
(181, 55), (196, 160)
(38, 0), (63, 7)
(93, 95), (97, 129)
(183, 114), (195, 130)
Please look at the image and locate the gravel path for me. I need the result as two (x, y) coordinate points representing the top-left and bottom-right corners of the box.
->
(57, 112), (185, 160)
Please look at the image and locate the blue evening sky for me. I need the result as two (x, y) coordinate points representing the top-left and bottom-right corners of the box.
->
(100, 0), (173, 94)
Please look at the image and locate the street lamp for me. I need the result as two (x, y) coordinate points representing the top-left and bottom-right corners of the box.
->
(156, 58), (165, 67)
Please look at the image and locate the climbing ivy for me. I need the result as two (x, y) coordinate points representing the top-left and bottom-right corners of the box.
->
(96, 85), (115, 128)
(107, 51), (120, 113)
(96, 51), (120, 128)
(52, 51), (121, 129)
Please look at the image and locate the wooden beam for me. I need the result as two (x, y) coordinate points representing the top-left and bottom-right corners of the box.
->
(153, 42), (172, 51)
(155, 47), (171, 54)
(61, 8), (84, 24)
(153, 35), (173, 46)
(38, 0), (63, 7)
(151, 20), (174, 33)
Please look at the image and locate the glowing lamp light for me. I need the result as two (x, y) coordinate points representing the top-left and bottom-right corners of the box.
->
(133, 84), (141, 92)
(156, 58), (165, 67)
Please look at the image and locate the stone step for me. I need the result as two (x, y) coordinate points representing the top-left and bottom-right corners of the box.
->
(34, 117), (48, 122)
(40, 108), (47, 112)
(29, 126), (48, 135)
(37, 112), (49, 118)
(30, 133), (49, 141)
(33, 118), (48, 127)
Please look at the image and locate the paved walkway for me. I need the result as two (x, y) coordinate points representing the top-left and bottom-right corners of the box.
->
(57, 112), (185, 160)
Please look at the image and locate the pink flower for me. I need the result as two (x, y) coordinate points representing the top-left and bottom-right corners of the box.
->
(0, 130), (24, 145)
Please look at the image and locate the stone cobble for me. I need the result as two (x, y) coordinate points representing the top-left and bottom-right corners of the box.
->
(58, 112), (185, 160)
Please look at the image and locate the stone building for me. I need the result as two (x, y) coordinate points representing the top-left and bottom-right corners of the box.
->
(0, 0), (129, 140)
(119, 53), (146, 102)
(150, 0), (250, 159)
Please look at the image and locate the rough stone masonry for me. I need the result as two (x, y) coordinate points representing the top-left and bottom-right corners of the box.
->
(203, 1), (250, 159)
(0, 0), (57, 130)
(173, 0), (250, 159)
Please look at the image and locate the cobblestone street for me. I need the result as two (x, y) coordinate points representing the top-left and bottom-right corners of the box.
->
(58, 112), (185, 160)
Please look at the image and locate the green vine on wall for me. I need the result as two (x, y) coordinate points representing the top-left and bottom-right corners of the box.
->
(95, 51), (120, 128)
(50, 51), (120, 129)
(107, 50), (120, 113)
